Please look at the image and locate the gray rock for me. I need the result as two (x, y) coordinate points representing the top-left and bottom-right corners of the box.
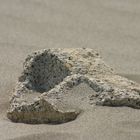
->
(7, 48), (140, 124)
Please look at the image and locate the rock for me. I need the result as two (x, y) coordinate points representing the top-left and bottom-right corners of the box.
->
(7, 48), (140, 124)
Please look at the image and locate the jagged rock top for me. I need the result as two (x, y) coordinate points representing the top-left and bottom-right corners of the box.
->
(7, 48), (140, 124)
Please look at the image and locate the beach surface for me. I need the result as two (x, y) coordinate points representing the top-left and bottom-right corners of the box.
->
(0, 0), (140, 139)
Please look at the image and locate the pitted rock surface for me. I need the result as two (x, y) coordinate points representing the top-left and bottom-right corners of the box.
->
(7, 48), (140, 124)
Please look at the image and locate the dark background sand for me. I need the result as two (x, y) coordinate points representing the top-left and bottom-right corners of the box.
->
(0, 0), (140, 139)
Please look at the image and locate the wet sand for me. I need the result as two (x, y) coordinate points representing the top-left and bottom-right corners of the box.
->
(0, 0), (140, 139)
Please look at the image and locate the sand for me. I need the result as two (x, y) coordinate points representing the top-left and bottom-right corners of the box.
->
(0, 0), (140, 139)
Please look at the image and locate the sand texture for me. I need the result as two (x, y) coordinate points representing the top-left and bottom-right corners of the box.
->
(0, 0), (140, 140)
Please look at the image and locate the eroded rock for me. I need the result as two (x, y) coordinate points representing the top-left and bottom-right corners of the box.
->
(7, 48), (140, 124)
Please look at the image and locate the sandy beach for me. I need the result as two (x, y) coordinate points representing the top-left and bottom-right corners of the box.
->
(0, 0), (140, 139)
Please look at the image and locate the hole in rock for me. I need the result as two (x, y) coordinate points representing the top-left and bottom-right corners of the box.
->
(22, 53), (71, 93)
